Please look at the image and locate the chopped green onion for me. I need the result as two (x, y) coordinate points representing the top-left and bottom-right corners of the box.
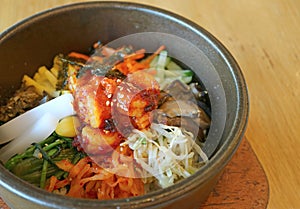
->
(40, 159), (48, 188)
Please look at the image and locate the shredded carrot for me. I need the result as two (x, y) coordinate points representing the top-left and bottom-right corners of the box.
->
(68, 52), (90, 61)
(114, 56), (146, 75)
(46, 176), (58, 192)
(124, 49), (146, 60)
(68, 156), (90, 179)
(47, 155), (144, 200)
(67, 177), (83, 198)
(53, 179), (69, 190)
(93, 41), (102, 49)
(141, 45), (165, 65)
(113, 45), (165, 75)
(85, 180), (97, 194)
(55, 159), (74, 172)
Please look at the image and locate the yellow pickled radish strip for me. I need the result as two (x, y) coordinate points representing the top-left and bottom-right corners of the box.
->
(55, 116), (79, 137)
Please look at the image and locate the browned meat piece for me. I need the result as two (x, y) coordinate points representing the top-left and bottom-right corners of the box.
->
(154, 80), (211, 142)
(0, 86), (43, 123)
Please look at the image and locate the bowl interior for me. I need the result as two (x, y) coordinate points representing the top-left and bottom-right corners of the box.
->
(0, 2), (248, 209)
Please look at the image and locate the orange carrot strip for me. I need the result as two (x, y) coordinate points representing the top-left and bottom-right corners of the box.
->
(141, 45), (165, 66)
(67, 163), (90, 198)
(69, 157), (90, 179)
(68, 52), (90, 61)
(85, 180), (97, 193)
(55, 159), (74, 172)
(93, 41), (101, 49)
(48, 155), (144, 200)
(78, 163), (91, 180)
(67, 178), (84, 198)
(118, 177), (132, 193)
(54, 179), (70, 190)
(46, 176), (58, 192)
(124, 49), (146, 60)
(129, 62), (148, 73)
(80, 172), (112, 186)
(131, 178), (144, 196)
(89, 162), (104, 174)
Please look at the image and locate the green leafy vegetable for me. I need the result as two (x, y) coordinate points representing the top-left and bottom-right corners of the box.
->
(4, 132), (85, 187)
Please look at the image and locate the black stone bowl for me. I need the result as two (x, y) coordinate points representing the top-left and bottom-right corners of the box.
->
(0, 2), (249, 209)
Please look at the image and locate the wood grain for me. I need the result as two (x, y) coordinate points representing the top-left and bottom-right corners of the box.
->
(0, 1), (299, 209)
(201, 138), (269, 209)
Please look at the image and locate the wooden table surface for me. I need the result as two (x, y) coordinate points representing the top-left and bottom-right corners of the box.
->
(1, 1), (299, 209)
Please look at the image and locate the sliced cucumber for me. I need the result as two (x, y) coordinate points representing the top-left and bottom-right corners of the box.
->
(166, 61), (182, 71)
(150, 56), (159, 67)
(148, 51), (194, 88)
(156, 50), (168, 69)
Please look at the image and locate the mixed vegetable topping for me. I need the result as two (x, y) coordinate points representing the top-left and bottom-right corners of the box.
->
(0, 42), (211, 199)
